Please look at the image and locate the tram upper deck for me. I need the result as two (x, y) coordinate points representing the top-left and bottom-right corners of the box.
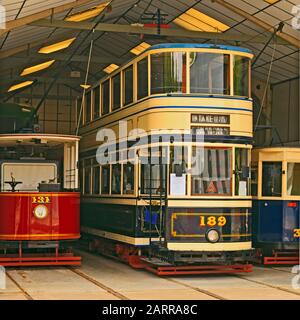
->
(77, 44), (254, 148)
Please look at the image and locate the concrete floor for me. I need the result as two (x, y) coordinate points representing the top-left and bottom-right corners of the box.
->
(0, 250), (299, 300)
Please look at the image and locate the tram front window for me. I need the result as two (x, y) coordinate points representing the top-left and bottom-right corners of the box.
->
(262, 162), (282, 197)
(151, 52), (186, 94)
(191, 147), (231, 195)
(190, 53), (230, 95)
(287, 163), (300, 196)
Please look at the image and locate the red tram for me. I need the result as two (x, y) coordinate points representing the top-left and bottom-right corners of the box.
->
(0, 134), (81, 266)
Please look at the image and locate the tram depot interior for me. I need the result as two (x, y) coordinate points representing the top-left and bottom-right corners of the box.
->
(0, 0), (299, 301)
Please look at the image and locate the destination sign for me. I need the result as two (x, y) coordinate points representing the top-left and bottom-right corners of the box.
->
(191, 114), (230, 124)
(192, 126), (230, 136)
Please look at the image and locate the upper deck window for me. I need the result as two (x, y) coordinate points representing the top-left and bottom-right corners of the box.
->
(234, 56), (250, 97)
(112, 73), (121, 111)
(123, 66), (133, 105)
(102, 80), (110, 115)
(137, 58), (148, 100)
(151, 52), (186, 94)
(190, 53), (230, 95)
(85, 91), (91, 123)
(77, 97), (83, 126)
(93, 86), (100, 120)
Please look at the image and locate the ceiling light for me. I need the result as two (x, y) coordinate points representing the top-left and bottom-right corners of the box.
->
(103, 64), (119, 74)
(65, 2), (110, 22)
(8, 81), (34, 92)
(130, 42), (151, 55)
(173, 8), (229, 33)
(80, 84), (91, 89)
(38, 38), (76, 54)
(20, 60), (55, 76)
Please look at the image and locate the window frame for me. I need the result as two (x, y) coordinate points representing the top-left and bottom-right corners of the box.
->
(101, 79), (110, 116)
(92, 85), (100, 120)
(123, 65), (134, 106)
(191, 146), (233, 196)
(101, 165), (111, 195)
(112, 72), (121, 111)
(261, 161), (283, 198)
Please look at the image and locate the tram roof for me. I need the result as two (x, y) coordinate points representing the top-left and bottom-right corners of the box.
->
(0, 134), (80, 147)
(0, 0), (298, 102)
(147, 43), (252, 54)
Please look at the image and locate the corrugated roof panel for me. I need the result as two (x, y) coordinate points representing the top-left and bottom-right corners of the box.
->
(221, 0), (258, 15)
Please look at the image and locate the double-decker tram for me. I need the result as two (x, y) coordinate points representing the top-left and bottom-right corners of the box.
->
(0, 107), (81, 266)
(252, 147), (300, 265)
(79, 44), (254, 275)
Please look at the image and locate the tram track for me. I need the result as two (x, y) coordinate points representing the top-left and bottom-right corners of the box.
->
(234, 274), (300, 298)
(164, 278), (227, 300)
(67, 267), (130, 300)
(6, 271), (33, 300)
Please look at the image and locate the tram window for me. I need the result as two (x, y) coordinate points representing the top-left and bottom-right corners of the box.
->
(190, 53), (230, 95)
(141, 164), (166, 195)
(235, 148), (250, 196)
(234, 56), (250, 97)
(84, 165), (91, 195)
(123, 66), (133, 105)
(191, 147), (231, 195)
(79, 160), (84, 194)
(287, 163), (300, 196)
(169, 146), (188, 196)
(85, 91), (91, 123)
(102, 80), (110, 115)
(92, 166), (100, 194)
(111, 164), (121, 194)
(151, 52), (186, 95)
(93, 86), (100, 120)
(112, 73), (121, 111)
(77, 98), (83, 126)
(262, 162), (282, 197)
(101, 165), (110, 194)
(251, 166), (258, 196)
(137, 58), (148, 100)
(123, 163), (134, 194)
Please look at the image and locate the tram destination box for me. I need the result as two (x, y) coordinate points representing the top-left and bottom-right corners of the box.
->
(38, 183), (61, 192)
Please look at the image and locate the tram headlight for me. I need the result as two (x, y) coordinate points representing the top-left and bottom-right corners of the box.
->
(34, 205), (48, 219)
(206, 229), (220, 243)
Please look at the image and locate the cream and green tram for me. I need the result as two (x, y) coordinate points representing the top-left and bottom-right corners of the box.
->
(78, 44), (254, 271)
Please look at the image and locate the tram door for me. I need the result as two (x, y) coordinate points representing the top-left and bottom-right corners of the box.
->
(256, 162), (283, 242)
(140, 163), (167, 243)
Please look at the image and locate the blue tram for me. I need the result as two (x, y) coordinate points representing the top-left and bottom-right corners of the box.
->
(252, 147), (300, 264)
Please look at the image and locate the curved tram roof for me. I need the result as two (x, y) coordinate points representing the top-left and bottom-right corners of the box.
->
(0, 134), (80, 148)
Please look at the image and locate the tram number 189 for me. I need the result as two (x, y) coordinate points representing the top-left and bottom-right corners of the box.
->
(199, 216), (226, 227)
